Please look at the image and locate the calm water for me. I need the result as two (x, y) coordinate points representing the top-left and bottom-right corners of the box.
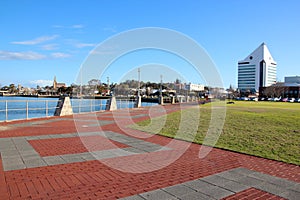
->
(0, 96), (156, 121)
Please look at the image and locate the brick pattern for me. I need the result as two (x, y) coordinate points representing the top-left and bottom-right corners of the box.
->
(0, 156), (9, 200)
(29, 135), (128, 156)
(0, 103), (299, 199)
(222, 188), (286, 200)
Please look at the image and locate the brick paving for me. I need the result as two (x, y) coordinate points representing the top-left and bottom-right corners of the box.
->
(0, 103), (299, 199)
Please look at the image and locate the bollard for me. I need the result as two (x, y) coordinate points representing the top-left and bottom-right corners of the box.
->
(106, 96), (117, 111)
(134, 95), (142, 108)
(171, 96), (175, 104)
(158, 96), (164, 105)
(54, 96), (73, 116)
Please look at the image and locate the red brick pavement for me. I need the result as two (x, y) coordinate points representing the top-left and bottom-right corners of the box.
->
(29, 136), (129, 156)
(222, 188), (286, 200)
(0, 104), (299, 199)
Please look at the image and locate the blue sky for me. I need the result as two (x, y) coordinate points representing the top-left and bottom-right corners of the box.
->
(1, 0), (299, 88)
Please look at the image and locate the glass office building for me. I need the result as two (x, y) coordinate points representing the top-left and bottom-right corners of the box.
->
(238, 43), (277, 92)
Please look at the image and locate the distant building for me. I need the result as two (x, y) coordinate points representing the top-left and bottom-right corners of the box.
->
(238, 43), (277, 92)
(185, 83), (205, 92)
(53, 76), (66, 89)
(285, 76), (300, 84)
(259, 77), (300, 98)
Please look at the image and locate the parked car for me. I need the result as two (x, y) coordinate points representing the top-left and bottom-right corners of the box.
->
(249, 97), (258, 101)
(288, 98), (295, 102)
(274, 97), (281, 101)
(281, 98), (288, 102)
(240, 97), (249, 101)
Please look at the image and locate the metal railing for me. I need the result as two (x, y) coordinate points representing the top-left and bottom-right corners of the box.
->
(71, 99), (108, 113)
(0, 99), (60, 122)
(0, 98), (159, 122)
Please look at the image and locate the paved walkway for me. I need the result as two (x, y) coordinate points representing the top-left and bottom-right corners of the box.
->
(0, 104), (299, 200)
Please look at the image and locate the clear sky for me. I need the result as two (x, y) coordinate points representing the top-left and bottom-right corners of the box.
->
(1, 0), (299, 88)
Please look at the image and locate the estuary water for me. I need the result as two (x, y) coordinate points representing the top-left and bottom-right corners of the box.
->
(0, 96), (156, 121)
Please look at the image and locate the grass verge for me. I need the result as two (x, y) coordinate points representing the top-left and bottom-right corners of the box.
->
(131, 101), (300, 165)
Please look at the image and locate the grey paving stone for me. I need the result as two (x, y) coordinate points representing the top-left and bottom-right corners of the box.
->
(250, 172), (295, 188)
(122, 147), (146, 154)
(197, 184), (234, 199)
(102, 131), (120, 137)
(0, 140), (15, 147)
(221, 179), (249, 193)
(162, 184), (196, 198)
(255, 182), (288, 196)
(201, 175), (231, 187)
(178, 191), (214, 200)
(288, 182), (300, 192)
(235, 175), (263, 187)
(140, 189), (177, 200)
(49, 134), (67, 138)
(24, 158), (47, 168)
(0, 146), (17, 151)
(183, 179), (215, 191)
(43, 156), (66, 165)
(159, 146), (172, 151)
(215, 170), (246, 181)
(0, 150), (19, 158)
(119, 195), (145, 200)
(12, 137), (27, 144)
(3, 157), (24, 166)
(278, 189), (300, 200)
(0, 138), (13, 143)
(98, 120), (114, 126)
(141, 146), (162, 152)
(79, 153), (96, 161)
(229, 167), (255, 176)
(60, 133), (78, 138)
(109, 137), (132, 143)
(36, 135), (52, 139)
(16, 145), (34, 151)
(19, 150), (39, 157)
(60, 154), (86, 163)
(25, 136), (40, 140)
(21, 154), (41, 161)
(3, 163), (26, 171)
(91, 150), (118, 160)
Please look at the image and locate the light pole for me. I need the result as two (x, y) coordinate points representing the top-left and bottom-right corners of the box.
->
(138, 68), (141, 97)
(107, 77), (110, 96)
(135, 68), (142, 108)
(160, 75), (163, 97)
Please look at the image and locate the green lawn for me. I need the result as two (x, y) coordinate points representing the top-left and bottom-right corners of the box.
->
(131, 101), (300, 165)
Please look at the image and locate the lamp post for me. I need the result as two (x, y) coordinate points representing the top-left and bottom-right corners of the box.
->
(135, 68), (142, 108)
(138, 68), (141, 97)
(107, 77), (110, 96)
(160, 75), (163, 97)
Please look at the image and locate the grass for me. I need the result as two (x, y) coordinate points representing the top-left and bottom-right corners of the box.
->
(131, 101), (300, 165)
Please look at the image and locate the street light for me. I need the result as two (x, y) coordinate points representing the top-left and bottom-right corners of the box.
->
(138, 68), (141, 96)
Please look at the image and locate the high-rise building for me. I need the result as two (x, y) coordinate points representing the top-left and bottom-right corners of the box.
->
(238, 43), (277, 92)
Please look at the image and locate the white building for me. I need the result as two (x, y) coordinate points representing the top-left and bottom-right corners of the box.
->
(185, 83), (205, 92)
(238, 43), (277, 91)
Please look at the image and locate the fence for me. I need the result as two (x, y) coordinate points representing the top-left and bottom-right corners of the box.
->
(0, 98), (158, 122)
(0, 99), (60, 122)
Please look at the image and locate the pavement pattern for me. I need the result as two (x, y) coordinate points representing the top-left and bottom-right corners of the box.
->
(0, 103), (299, 200)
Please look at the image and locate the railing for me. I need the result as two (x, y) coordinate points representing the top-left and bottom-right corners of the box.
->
(0, 98), (159, 122)
(71, 99), (108, 113)
(0, 99), (60, 122)
(116, 99), (135, 109)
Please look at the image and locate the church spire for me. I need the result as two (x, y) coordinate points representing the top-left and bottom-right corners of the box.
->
(53, 76), (57, 89)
